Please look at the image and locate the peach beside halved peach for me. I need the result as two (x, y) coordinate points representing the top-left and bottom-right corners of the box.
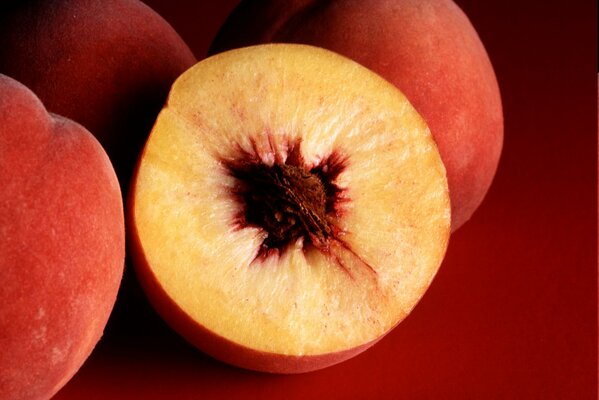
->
(0, 74), (124, 399)
(210, 0), (504, 231)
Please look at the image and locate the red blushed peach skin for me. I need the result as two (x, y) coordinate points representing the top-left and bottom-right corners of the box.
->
(0, 0), (196, 187)
(128, 218), (378, 373)
(0, 74), (124, 400)
(210, 0), (503, 230)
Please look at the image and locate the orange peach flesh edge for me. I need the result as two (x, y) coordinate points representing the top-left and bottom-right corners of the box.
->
(128, 222), (379, 373)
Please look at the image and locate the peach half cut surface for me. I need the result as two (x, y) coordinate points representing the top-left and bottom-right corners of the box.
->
(128, 44), (450, 373)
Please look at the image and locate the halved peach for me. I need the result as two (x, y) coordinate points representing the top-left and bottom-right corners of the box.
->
(128, 44), (450, 373)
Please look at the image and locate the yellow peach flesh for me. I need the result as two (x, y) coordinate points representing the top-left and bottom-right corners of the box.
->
(131, 44), (450, 359)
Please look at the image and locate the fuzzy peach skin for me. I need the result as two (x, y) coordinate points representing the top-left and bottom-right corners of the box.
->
(210, 0), (504, 230)
(0, 75), (125, 400)
(0, 0), (196, 188)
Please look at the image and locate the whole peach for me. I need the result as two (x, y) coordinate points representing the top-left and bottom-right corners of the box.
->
(0, 0), (196, 188)
(0, 74), (124, 400)
(210, 0), (503, 230)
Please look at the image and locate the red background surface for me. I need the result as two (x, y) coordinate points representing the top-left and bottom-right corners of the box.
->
(53, 0), (597, 399)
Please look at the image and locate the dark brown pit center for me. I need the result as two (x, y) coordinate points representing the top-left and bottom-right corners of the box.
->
(224, 142), (375, 277)
(230, 162), (333, 251)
